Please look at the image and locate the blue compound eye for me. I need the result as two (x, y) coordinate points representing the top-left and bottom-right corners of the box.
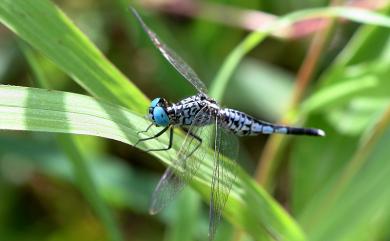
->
(150, 98), (161, 108)
(153, 107), (169, 126)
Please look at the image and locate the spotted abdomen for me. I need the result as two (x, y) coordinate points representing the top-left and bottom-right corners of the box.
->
(219, 109), (324, 136)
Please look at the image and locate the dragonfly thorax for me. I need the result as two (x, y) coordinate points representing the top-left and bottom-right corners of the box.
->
(167, 94), (220, 126)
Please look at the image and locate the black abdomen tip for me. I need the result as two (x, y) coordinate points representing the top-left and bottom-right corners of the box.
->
(287, 127), (326, 136)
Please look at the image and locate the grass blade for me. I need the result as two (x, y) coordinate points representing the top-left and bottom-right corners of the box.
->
(209, 6), (390, 101)
(0, 0), (148, 112)
(0, 85), (305, 241)
(21, 43), (123, 241)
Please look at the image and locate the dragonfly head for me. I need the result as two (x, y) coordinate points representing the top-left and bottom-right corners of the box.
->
(148, 97), (170, 127)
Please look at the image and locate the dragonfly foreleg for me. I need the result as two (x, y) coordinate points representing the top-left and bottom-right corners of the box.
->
(144, 127), (174, 152)
(136, 123), (154, 135)
(134, 125), (170, 148)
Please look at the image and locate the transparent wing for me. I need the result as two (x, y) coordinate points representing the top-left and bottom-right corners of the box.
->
(130, 7), (208, 94)
(149, 167), (184, 214)
(149, 108), (212, 214)
(209, 117), (239, 240)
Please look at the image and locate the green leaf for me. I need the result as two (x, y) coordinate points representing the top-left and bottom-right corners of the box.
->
(298, 124), (390, 241)
(164, 188), (201, 241)
(21, 42), (123, 241)
(0, 0), (148, 112)
(302, 6), (390, 118)
(291, 119), (359, 215)
(0, 85), (305, 241)
(292, 5), (390, 241)
(209, 6), (390, 102)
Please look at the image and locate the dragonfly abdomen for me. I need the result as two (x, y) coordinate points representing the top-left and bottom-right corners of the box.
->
(219, 108), (258, 136)
(220, 109), (324, 137)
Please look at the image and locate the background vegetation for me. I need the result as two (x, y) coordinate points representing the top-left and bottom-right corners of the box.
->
(0, 0), (390, 241)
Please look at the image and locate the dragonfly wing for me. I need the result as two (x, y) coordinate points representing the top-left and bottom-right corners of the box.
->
(209, 117), (239, 240)
(130, 7), (208, 94)
(149, 108), (212, 214)
(149, 167), (185, 214)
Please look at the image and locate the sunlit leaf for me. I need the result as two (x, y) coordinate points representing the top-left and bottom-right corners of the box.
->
(0, 85), (305, 241)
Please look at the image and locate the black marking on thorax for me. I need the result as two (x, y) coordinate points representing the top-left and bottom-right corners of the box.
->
(167, 93), (219, 126)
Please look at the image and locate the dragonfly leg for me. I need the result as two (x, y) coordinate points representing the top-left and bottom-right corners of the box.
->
(183, 128), (202, 142)
(144, 127), (174, 152)
(136, 123), (154, 135)
(134, 125), (170, 148)
(181, 128), (203, 165)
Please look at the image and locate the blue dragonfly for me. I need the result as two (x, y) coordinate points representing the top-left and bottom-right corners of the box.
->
(131, 8), (325, 240)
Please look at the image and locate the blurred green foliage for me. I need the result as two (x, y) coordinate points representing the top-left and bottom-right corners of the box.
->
(1, 0), (390, 241)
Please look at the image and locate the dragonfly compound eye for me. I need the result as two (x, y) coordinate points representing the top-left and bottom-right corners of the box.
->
(150, 98), (161, 108)
(153, 107), (169, 126)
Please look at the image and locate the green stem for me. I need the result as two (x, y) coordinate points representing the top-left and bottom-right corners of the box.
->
(209, 30), (270, 100)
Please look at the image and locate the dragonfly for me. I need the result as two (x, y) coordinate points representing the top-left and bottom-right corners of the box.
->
(130, 7), (325, 240)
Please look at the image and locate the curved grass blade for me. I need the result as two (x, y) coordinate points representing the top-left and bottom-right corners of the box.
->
(0, 85), (305, 241)
(20, 42), (123, 241)
(209, 6), (390, 101)
(0, 0), (148, 112)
